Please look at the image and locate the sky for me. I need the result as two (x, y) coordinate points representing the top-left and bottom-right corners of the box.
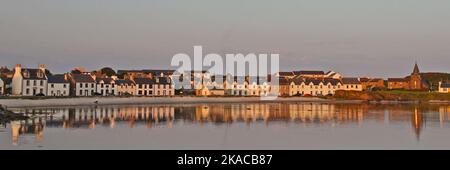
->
(1, 0), (449, 78)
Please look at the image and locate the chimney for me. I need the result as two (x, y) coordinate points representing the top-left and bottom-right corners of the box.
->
(39, 64), (46, 72)
(14, 64), (21, 75)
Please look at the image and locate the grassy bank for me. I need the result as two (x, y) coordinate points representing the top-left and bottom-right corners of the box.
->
(332, 90), (450, 101)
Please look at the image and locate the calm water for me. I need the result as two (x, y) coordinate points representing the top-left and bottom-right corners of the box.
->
(1, 102), (450, 150)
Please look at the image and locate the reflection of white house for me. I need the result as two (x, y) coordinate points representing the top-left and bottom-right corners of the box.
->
(438, 82), (450, 93)
(0, 78), (4, 95)
(47, 75), (70, 96)
(96, 78), (117, 96)
(12, 64), (48, 96)
(68, 74), (96, 96)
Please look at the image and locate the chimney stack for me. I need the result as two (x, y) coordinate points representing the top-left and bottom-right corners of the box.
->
(14, 64), (21, 75)
(39, 64), (46, 72)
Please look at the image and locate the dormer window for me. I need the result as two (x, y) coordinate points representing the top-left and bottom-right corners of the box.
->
(23, 70), (30, 78)
(37, 70), (44, 78)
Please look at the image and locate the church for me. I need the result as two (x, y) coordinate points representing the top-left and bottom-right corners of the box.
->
(387, 63), (429, 90)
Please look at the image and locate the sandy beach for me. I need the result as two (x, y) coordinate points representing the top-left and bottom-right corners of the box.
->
(0, 96), (362, 108)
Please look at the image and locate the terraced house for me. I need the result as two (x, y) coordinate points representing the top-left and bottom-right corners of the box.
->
(116, 79), (136, 96)
(289, 78), (342, 96)
(47, 74), (70, 96)
(95, 77), (117, 96)
(12, 64), (48, 96)
(68, 74), (96, 96)
(439, 82), (450, 93)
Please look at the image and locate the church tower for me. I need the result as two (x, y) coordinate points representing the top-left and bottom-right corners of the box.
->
(409, 62), (422, 90)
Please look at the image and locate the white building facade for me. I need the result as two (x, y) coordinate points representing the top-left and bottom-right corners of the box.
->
(47, 75), (70, 96)
(12, 64), (48, 96)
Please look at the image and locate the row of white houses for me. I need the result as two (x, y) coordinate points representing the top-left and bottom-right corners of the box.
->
(9, 64), (174, 97)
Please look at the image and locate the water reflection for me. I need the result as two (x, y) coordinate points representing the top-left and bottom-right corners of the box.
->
(5, 103), (450, 146)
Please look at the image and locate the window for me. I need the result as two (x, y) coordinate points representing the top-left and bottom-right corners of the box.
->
(79, 83), (82, 88)
(63, 84), (67, 88)
(26, 89), (30, 94)
(26, 80), (30, 86)
(91, 84), (94, 88)
(150, 85), (153, 89)
(79, 90), (83, 95)
(33, 80), (36, 86)
(149, 91), (153, 95)
(40, 80), (43, 86)
(138, 84), (142, 88)
(346, 85), (349, 88)
(101, 84), (104, 88)
(85, 83), (88, 88)
(355, 85), (358, 88)
(51, 84), (54, 88)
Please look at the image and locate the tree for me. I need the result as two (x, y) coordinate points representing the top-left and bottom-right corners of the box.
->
(71, 69), (81, 74)
(100, 67), (116, 77)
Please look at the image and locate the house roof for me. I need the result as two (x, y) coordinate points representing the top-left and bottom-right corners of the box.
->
(323, 78), (341, 85)
(291, 77), (305, 85)
(278, 78), (290, 85)
(134, 78), (155, 85)
(48, 75), (68, 84)
(441, 83), (450, 88)
(0, 77), (12, 84)
(21, 68), (47, 80)
(277, 72), (294, 77)
(305, 78), (322, 85)
(115, 79), (135, 85)
(96, 78), (114, 84)
(71, 74), (95, 83)
(342, 78), (361, 84)
(143, 70), (175, 76)
(388, 78), (408, 82)
(293, 70), (324, 75)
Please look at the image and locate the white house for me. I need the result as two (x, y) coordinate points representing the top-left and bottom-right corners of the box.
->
(154, 77), (174, 96)
(438, 82), (450, 93)
(96, 78), (118, 96)
(12, 64), (48, 96)
(116, 79), (136, 96)
(135, 78), (154, 96)
(226, 76), (248, 96)
(68, 74), (96, 96)
(289, 78), (342, 96)
(325, 71), (343, 79)
(47, 74), (70, 96)
(0, 78), (4, 95)
(341, 78), (363, 91)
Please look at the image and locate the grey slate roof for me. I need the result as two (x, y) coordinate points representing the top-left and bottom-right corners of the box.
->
(134, 78), (155, 85)
(441, 83), (450, 88)
(48, 75), (68, 84)
(293, 70), (324, 75)
(21, 68), (47, 80)
(71, 74), (95, 83)
(342, 78), (361, 84)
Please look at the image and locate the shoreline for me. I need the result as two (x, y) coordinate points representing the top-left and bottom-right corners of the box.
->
(0, 96), (448, 108)
(0, 96), (362, 108)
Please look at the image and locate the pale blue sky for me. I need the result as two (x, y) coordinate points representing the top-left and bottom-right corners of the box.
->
(1, 0), (449, 77)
